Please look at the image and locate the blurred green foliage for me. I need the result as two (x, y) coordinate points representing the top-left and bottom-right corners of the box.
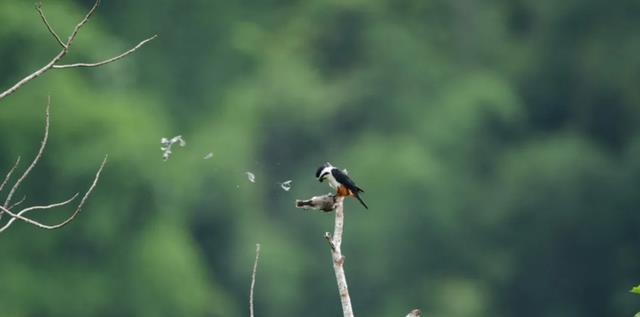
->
(1, 0), (640, 316)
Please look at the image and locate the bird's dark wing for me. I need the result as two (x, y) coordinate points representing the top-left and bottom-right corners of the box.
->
(331, 168), (364, 193)
(332, 168), (368, 209)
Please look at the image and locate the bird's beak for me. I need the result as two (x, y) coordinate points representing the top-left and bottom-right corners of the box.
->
(319, 178), (324, 182)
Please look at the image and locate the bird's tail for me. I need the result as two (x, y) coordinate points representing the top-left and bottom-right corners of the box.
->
(354, 193), (368, 210)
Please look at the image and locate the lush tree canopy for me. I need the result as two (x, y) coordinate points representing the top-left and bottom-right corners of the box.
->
(1, 0), (639, 316)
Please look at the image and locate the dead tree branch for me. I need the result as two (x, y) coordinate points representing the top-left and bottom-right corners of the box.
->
(35, 2), (66, 49)
(8, 195), (27, 210)
(296, 194), (353, 317)
(3, 96), (51, 209)
(0, 0), (157, 102)
(53, 35), (158, 69)
(327, 197), (354, 317)
(0, 98), (107, 232)
(250, 243), (261, 317)
(297, 193), (421, 317)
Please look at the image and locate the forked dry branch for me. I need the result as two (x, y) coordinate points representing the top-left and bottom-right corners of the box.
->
(0, 0), (157, 101)
(0, 97), (107, 233)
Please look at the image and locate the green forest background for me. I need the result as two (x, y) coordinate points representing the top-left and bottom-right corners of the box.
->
(1, 0), (640, 316)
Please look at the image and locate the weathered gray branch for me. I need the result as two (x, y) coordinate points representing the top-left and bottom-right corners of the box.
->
(0, 0), (156, 101)
(35, 2), (66, 49)
(0, 194), (79, 231)
(297, 194), (353, 316)
(327, 197), (354, 317)
(297, 193), (420, 317)
(53, 35), (158, 69)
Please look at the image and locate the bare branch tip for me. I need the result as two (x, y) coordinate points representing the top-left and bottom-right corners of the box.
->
(53, 34), (158, 69)
(88, 0), (101, 16)
(35, 3), (67, 49)
(250, 242), (261, 317)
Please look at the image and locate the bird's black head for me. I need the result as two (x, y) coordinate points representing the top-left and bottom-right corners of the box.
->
(315, 166), (324, 178)
(316, 166), (332, 182)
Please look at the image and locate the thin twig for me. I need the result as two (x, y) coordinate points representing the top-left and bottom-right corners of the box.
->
(0, 156), (20, 193)
(0, 156), (21, 221)
(3, 98), (50, 208)
(8, 195), (26, 210)
(0, 194), (78, 232)
(6, 193), (78, 216)
(324, 232), (336, 251)
(64, 0), (101, 48)
(43, 155), (107, 229)
(53, 35), (158, 69)
(250, 243), (261, 317)
(35, 2), (66, 48)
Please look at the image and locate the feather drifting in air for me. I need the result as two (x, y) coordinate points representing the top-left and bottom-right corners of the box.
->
(160, 135), (186, 161)
(279, 180), (292, 191)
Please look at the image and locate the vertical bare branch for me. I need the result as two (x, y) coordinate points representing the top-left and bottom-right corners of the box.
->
(296, 193), (353, 316)
(298, 194), (420, 317)
(327, 197), (354, 317)
(250, 243), (261, 317)
(3, 97), (50, 208)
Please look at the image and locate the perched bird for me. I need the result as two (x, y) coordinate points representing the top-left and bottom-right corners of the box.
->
(315, 163), (368, 209)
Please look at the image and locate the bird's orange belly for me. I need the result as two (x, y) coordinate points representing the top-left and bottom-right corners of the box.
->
(336, 186), (352, 197)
